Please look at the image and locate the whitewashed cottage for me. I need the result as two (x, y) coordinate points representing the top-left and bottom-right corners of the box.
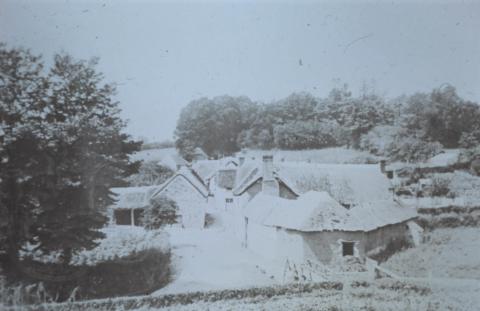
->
(150, 166), (210, 228)
(109, 166), (210, 228)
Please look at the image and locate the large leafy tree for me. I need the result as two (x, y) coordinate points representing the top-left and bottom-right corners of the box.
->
(0, 46), (141, 265)
(0, 44), (49, 260)
(175, 95), (257, 159)
(127, 160), (174, 186)
(404, 85), (480, 148)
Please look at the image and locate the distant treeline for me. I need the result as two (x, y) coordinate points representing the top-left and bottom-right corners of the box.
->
(175, 84), (480, 162)
(141, 140), (175, 150)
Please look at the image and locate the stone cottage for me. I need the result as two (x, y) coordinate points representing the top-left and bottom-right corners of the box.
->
(243, 191), (418, 264)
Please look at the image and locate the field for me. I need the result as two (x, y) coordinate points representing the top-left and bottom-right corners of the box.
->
(15, 278), (479, 311)
(382, 227), (480, 280)
(242, 148), (379, 164)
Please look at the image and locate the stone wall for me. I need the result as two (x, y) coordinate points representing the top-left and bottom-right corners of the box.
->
(300, 221), (410, 264)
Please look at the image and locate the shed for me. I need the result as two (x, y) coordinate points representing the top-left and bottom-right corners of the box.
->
(109, 186), (160, 226)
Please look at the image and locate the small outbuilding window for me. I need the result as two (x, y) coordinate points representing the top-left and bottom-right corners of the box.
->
(225, 198), (233, 203)
(342, 241), (355, 256)
(340, 202), (351, 209)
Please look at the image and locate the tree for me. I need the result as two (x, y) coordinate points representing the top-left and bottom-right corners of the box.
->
(273, 120), (342, 149)
(175, 96), (257, 158)
(385, 129), (443, 162)
(459, 127), (480, 149)
(0, 44), (49, 261)
(30, 54), (141, 264)
(0, 46), (141, 265)
(142, 196), (179, 230)
(403, 85), (480, 148)
(127, 161), (174, 186)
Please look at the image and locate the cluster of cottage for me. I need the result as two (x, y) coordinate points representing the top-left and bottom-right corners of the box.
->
(109, 149), (420, 265)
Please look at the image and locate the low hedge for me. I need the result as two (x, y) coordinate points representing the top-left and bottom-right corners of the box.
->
(1, 248), (171, 304)
(29, 282), (344, 311)
(417, 206), (480, 229)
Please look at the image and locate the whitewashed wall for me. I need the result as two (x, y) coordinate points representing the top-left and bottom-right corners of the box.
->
(157, 177), (207, 228)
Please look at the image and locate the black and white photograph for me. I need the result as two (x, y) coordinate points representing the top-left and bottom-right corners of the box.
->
(1, 0), (480, 310)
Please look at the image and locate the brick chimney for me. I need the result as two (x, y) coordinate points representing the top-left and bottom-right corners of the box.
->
(261, 155), (279, 196)
(238, 156), (245, 166)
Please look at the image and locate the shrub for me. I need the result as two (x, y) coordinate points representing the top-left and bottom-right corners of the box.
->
(0, 248), (171, 303)
(143, 196), (179, 230)
(204, 213), (216, 228)
(359, 125), (400, 155)
(385, 131), (443, 162)
(127, 161), (174, 187)
(429, 176), (451, 197)
(369, 238), (412, 263)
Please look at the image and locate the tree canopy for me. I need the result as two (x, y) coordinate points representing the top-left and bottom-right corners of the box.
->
(174, 85), (479, 161)
(0, 44), (141, 264)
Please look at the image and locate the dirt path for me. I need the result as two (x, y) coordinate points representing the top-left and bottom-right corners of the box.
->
(152, 227), (278, 294)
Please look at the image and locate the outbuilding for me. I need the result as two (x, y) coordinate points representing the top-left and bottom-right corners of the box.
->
(243, 191), (418, 265)
(109, 186), (160, 226)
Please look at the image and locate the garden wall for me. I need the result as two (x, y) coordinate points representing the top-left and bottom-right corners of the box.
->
(417, 205), (480, 229)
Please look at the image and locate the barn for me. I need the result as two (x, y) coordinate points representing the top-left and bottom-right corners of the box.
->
(243, 191), (418, 265)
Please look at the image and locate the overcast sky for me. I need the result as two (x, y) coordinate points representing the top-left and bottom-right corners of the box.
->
(1, 0), (479, 141)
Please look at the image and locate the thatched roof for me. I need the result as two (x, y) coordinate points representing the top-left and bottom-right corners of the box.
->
(110, 186), (160, 209)
(245, 191), (417, 232)
(151, 166), (210, 199)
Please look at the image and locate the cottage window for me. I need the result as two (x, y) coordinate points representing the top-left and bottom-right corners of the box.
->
(342, 241), (355, 256)
(225, 198), (233, 203)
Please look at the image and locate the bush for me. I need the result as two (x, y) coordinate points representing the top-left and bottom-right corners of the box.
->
(385, 131), (443, 162)
(429, 176), (451, 197)
(359, 125), (400, 155)
(369, 238), (412, 263)
(127, 161), (174, 187)
(143, 196), (179, 230)
(0, 248), (171, 304)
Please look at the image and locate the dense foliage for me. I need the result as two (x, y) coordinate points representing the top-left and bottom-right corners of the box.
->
(0, 44), (141, 265)
(126, 161), (174, 187)
(142, 196), (179, 230)
(175, 84), (480, 161)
